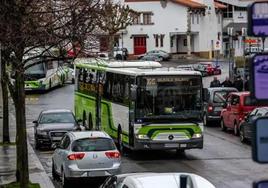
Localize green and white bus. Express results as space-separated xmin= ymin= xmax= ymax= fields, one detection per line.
xmin=24 ymin=48 xmax=71 ymax=91
xmin=74 ymin=58 xmax=204 ymax=151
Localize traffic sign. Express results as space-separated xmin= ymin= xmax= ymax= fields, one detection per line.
xmin=214 ymin=40 xmax=221 ymax=50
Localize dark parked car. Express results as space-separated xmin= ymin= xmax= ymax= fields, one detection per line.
xmin=33 ymin=109 xmax=82 ymax=149
xmin=239 ymin=107 xmax=268 ymax=143
xmin=203 ymin=87 xmax=238 ymax=126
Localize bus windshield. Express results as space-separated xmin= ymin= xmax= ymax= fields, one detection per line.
xmin=25 ymin=62 xmax=45 ymax=75
xmin=136 ymin=75 xmax=202 ymax=120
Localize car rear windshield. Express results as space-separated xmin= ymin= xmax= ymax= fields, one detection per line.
xmin=244 ymin=96 xmax=253 ymax=106
xmin=72 ymin=138 xmax=116 ymax=152
xmin=40 ymin=112 xmax=75 ymax=124
xmin=213 ymin=91 xmax=229 ymax=103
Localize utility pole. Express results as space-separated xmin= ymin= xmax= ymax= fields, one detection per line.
xmin=227 ymin=27 xmax=233 ymax=80
xmin=186 ymin=8 xmax=192 ymax=57
xmin=242 ymin=28 xmax=247 ymax=91
xmin=95 ymin=71 xmax=101 ymax=130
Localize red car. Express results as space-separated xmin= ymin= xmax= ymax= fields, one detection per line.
xmin=220 ymin=92 xmax=259 ymax=135
xmin=194 ymin=62 xmax=221 ymax=76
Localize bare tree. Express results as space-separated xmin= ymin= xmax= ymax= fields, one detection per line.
xmin=1 ymin=47 xmax=10 ymax=144
xmin=97 ymin=0 xmax=137 ymax=59
xmin=0 ymin=0 xmax=100 ymax=187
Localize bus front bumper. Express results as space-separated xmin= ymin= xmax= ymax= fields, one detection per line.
xmin=134 ymin=138 xmax=203 ymax=150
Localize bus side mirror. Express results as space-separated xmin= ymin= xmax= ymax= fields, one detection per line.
xmin=131 ymin=89 xmax=136 ymax=100
xmin=252 ymin=117 xmax=268 ymax=163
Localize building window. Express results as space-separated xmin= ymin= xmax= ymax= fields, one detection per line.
xmin=218 ymin=14 xmax=221 ymax=24
xmin=196 ymin=14 xmax=199 ymax=24
xmin=222 ymin=3 xmax=233 ymax=18
xmin=154 ymin=34 xmax=159 ymax=47
xmin=170 ymin=37 xmax=174 ymax=48
xmin=183 ymin=39 xmax=187 ymax=47
xmin=160 ymin=34 xmax=165 ymax=47
xmin=133 ymin=13 xmax=141 ymax=25
xmin=234 ymin=6 xmax=247 ymax=11
xmin=192 ymin=14 xmax=195 ymax=24
xmin=143 ymin=12 xmax=153 ymax=25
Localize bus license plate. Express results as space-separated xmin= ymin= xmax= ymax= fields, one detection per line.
xmin=52 ymin=137 xmax=62 ymax=141
xmin=165 ymin=144 xmax=179 ymax=148
xmin=180 ymin=144 xmax=187 ymax=148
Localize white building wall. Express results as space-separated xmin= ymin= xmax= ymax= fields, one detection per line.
xmin=198 ymin=0 xmax=223 ymax=53
xmin=120 ymin=0 xmax=223 ymax=56
xmin=122 ymin=1 xmax=188 ymax=54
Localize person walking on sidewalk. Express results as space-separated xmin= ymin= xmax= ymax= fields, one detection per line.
xmin=221 ymin=77 xmax=233 ymax=87
xmin=210 ymin=77 xmax=221 ymax=88
xmin=233 ymin=75 xmax=243 ymax=91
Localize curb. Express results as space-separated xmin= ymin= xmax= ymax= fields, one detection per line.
xmin=27 ymin=141 xmax=55 ymax=188
xmin=9 ymin=111 xmax=55 ymax=188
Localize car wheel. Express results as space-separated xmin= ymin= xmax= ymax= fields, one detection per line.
xmin=52 ymin=161 xmax=59 ymax=181
xmin=239 ymin=126 xmax=246 ymax=143
xmin=203 ymin=114 xmax=210 ymax=126
xmin=61 ymin=169 xmax=71 ymax=188
xmin=234 ymin=122 xmax=239 ymax=136
xmin=221 ymin=118 xmax=226 ymax=131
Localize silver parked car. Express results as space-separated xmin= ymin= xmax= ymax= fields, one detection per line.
xmin=100 ymin=173 xmax=215 ymax=188
xmin=52 ymin=131 xmax=121 ymax=188
xmin=138 ymin=50 xmax=170 ymax=61
xmin=33 ymin=109 xmax=82 ymax=150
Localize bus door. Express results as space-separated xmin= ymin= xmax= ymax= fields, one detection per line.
xmin=129 ymin=77 xmax=136 ymax=147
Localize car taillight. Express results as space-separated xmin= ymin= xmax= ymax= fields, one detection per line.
xmin=208 ymin=106 xmax=213 ymax=112
xmin=105 ymin=151 xmax=121 ymax=159
xmin=67 ymin=153 xmax=85 ymax=160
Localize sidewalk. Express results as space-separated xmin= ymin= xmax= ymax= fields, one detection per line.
xmin=0 ymin=85 xmax=54 ymax=187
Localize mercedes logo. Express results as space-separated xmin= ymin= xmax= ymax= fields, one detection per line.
xmin=168 ymin=135 xmax=174 ymax=140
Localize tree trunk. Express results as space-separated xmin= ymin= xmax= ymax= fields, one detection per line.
xmin=15 ymin=70 xmax=29 ymax=188
xmin=108 ymin=34 xmax=115 ymax=59
xmin=1 ymin=61 xmax=10 ymax=143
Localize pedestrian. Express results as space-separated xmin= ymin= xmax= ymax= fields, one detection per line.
xmin=233 ymin=76 xmax=243 ymax=91
xmin=221 ymin=77 xmax=233 ymax=87
xmin=210 ymin=77 xmax=221 ymax=88
xmin=244 ymin=76 xmax=249 ymax=91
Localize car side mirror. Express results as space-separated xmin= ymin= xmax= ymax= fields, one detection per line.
xmin=32 ymin=120 xmax=38 ymax=124
xmin=222 ymin=103 xmax=227 ymax=108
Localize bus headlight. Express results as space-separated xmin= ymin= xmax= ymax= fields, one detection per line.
xmin=136 ymin=134 xmax=150 ymax=140
xmin=192 ymin=133 xmax=202 ymax=138
xmin=36 ymin=129 xmax=48 ymax=136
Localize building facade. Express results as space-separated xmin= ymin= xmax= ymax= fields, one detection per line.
xmin=217 ymin=0 xmax=268 ymax=57
xmin=118 ymin=0 xmax=226 ymax=58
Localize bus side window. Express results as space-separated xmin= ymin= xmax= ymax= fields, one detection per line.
xmin=47 ymin=61 xmax=53 ymax=70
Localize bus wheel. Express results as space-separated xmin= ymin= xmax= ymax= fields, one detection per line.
xmin=117 ymin=127 xmax=124 ymax=154
xmin=49 ymin=79 xmax=52 ymax=90
xmin=88 ymin=112 xmax=93 ymax=130
xmin=82 ymin=111 xmax=87 ymax=128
